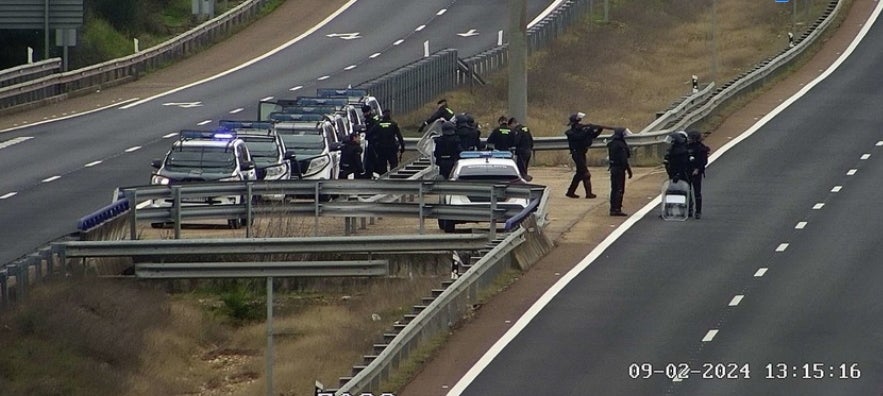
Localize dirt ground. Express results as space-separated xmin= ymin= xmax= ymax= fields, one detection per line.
xmin=0 ymin=0 xmax=874 ymax=395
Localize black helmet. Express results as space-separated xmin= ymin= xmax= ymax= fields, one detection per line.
xmin=455 ymin=113 xmax=468 ymax=125
xmin=465 ymin=114 xmax=476 ymax=126
xmin=441 ymin=121 xmax=456 ymax=135
xmin=687 ymin=130 xmax=703 ymax=142
xmin=569 ymin=112 xmax=586 ymax=125
xmin=361 ymin=104 xmax=372 ymax=113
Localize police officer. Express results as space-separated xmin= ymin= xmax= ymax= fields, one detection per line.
xmin=370 ymin=111 xmax=406 ymax=175
xmin=358 ymin=104 xmax=380 ymax=179
xmin=509 ymin=117 xmax=534 ymax=180
xmin=465 ymin=114 xmax=485 ymax=150
xmin=607 ymin=127 xmax=633 ymax=216
xmin=419 ymin=98 xmax=455 ymax=133
xmin=338 ymin=133 xmax=364 ymax=179
xmin=433 ymin=121 xmax=462 ymax=179
xmin=664 ymin=131 xmax=691 ymax=183
xmin=455 ymin=113 xmax=481 ymax=151
xmin=486 ymin=115 xmax=516 ymax=151
xmin=687 ymin=130 xmax=710 ymax=219
xmin=564 ymin=112 xmax=605 ymax=198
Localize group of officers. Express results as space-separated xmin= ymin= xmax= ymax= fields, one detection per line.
xmin=339 ymin=99 xmax=710 ymax=219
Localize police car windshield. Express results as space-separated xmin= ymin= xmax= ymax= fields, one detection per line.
xmin=165 ymin=146 xmax=236 ymax=172
xmin=242 ymin=140 xmax=279 ymax=158
xmin=456 ymin=164 xmax=522 ymax=183
xmin=278 ymin=133 xmax=325 ymax=156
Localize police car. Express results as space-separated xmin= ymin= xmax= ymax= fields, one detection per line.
xmin=150 ymin=130 xmax=257 ymax=228
xmin=438 ymin=151 xmax=529 ymax=233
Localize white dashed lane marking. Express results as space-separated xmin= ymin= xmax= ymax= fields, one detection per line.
xmin=702 ymin=330 xmax=719 ymax=342
xmin=754 ymin=268 xmax=768 ymax=277
xmin=42 ymin=176 xmax=61 ymax=183
xmin=318 ymin=75 xmax=330 ymax=81
xmin=344 ymin=65 xmax=356 ymax=70
xmin=437 ymin=8 xmax=447 ymax=15
xmin=197 ymin=120 xmax=212 ymax=126
xmin=0 ymin=136 xmax=34 ymax=149
xmin=812 ymin=203 xmax=825 ymax=209
xmin=831 ymin=186 xmax=842 ymax=192
xmin=861 ymin=154 xmax=870 ymax=160
xmin=289 ymin=85 xmax=303 ymax=91
xmin=0 ymin=192 xmax=17 ymax=200
xmin=393 ymin=39 xmax=404 ymax=45
xmin=369 ymin=52 xmax=381 ymax=58
xmin=164 ymin=132 xmax=177 ymax=138
xmin=229 ymin=108 xmax=243 ymax=114
xmin=847 ymin=169 xmax=857 ymax=175
xmin=876 ymin=141 xmax=883 ymax=147
xmin=796 ymin=221 xmax=807 ymax=229
xmin=416 ymin=24 xmax=426 ymax=32
xmin=261 ymin=96 xmax=274 ymax=101
xmin=729 ymin=295 xmax=744 ymax=306
xmin=84 ymin=160 xmax=102 ymax=168
xmin=125 ymin=146 xmax=141 ymax=153
xmin=776 ymin=243 xmax=789 ymax=252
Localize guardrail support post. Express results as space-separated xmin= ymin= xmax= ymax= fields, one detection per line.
xmin=314 ymin=183 xmax=320 ymax=237
xmin=490 ymin=185 xmax=503 ymax=240
xmin=418 ymin=182 xmax=425 ymax=234
xmin=265 ymin=276 xmax=275 ymax=396
xmin=172 ymin=186 xmax=182 ymax=239
xmin=246 ymin=182 xmax=253 ymax=238
xmin=17 ymin=263 xmax=28 ymax=300
xmin=0 ymin=271 xmax=7 ymax=307
xmin=126 ymin=189 xmax=138 ymax=240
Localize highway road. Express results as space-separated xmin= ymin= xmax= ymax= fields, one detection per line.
xmin=448 ymin=2 xmax=883 ymax=395
xmin=0 ymin=0 xmax=561 ymax=266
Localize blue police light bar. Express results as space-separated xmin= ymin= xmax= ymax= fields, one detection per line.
xmin=316 ymin=88 xmax=368 ymax=99
xmin=268 ymin=113 xmax=325 ymax=122
xmin=458 ymin=150 xmax=513 ymax=159
xmin=179 ymin=129 xmax=236 ymax=140
xmin=280 ymin=105 xmax=338 ymax=115
xmin=294 ymin=96 xmax=349 ymax=107
xmin=218 ymin=120 xmax=273 ymax=131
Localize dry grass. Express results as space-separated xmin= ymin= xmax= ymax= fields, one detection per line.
xmin=0 ymin=1 xmax=838 ymax=395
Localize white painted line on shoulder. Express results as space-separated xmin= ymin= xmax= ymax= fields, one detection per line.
xmin=84 ymin=160 xmax=102 ymax=168
xmin=318 ymin=75 xmax=330 ymax=81
xmin=416 ymin=24 xmax=426 ymax=32
xmin=344 ymin=65 xmax=357 ymax=70
xmin=42 ymin=176 xmax=61 ymax=183
xmin=393 ymin=39 xmax=404 ymax=46
xmin=0 ymin=192 xmax=17 ymax=200
xmin=754 ymin=268 xmax=768 ymax=277
xmin=3 ymin=98 xmax=139 ymax=133
xmin=261 ymin=96 xmax=274 ymax=102
xmin=290 ymin=85 xmax=303 ymax=91
xmin=125 ymin=146 xmax=141 ymax=153
xmin=729 ymin=295 xmax=744 ymax=306
xmin=831 ymin=186 xmax=842 ymax=192
xmin=847 ymin=169 xmax=857 ymax=175
xmin=369 ymin=52 xmax=381 ymax=59
xmin=795 ymin=221 xmax=807 ymax=229
xmin=437 ymin=8 xmax=447 ymax=15
xmin=0 ymin=136 xmax=34 ymax=149
xmin=163 ymin=132 xmax=178 ymax=138
xmin=861 ymin=154 xmax=870 ymax=160
xmin=229 ymin=108 xmax=243 ymax=114
xmin=812 ymin=203 xmax=825 ymax=209
xmin=702 ymin=329 xmax=719 ymax=342
xmin=775 ymin=243 xmax=789 ymax=252
xmin=197 ymin=120 xmax=212 ymax=126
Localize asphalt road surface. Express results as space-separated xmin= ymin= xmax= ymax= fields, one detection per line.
xmin=448 ymin=2 xmax=883 ymax=395
xmin=0 ymin=0 xmax=560 ymax=266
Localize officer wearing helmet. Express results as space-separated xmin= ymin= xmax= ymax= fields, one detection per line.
xmin=454 ymin=113 xmax=481 ymax=151
xmin=686 ymin=130 xmax=710 ymax=219
xmin=433 ymin=121 xmax=463 ymax=179
xmin=419 ymin=98 xmax=455 ymax=133
xmin=664 ymin=130 xmax=691 ymax=183
xmin=338 ymin=132 xmax=365 ymax=179
xmin=607 ymin=127 xmax=633 ymax=216
xmin=358 ymin=104 xmax=381 ymax=179
xmin=564 ymin=112 xmax=616 ymax=198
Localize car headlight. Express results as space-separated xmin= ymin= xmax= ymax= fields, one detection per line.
xmin=304 ymin=155 xmax=331 ymax=176
xmin=263 ymin=164 xmax=288 ymax=179
xmin=151 ymin=174 xmax=170 ymax=185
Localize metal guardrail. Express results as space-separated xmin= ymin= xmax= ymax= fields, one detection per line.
xmin=0 ymin=0 xmax=271 ymax=113
xmin=134 ymin=260 xmax=389 ymax=279
xmin=0 ymin=58 xmax=62 ymax=89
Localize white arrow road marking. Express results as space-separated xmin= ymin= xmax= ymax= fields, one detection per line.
xmin=0 ymin=136 xmax=34 ymax=150
xmin=458 ymin=29 xmax=479 ymax=37
xmin=84 ymin=160 xmax=102 ymax=168
xmin=326 ymin=32 xmax=361 ymax=40
xmin=43 ymin=176 xmax=61 ymax=183
xmin=162 ymin=102 xmax=203 ymax=108
xmin=0 ymin=192 xmax=17 ymax=200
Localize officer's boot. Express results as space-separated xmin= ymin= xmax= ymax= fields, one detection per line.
xmin=584 ymin=177 xmax=596 ymax=199
xmin=695 ymin=198 xmax=703 ymax=219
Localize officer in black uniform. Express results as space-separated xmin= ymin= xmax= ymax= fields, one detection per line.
xmin=486 ymin=115 xmax=515 ymax=151
xmin=359 ymin=104 xmax=381 ymax=179
xmin=433 ymin=121 xmax=462 ymax=179
xmin=455 ymin=113 xmax=481 ymax=151
xmin=607 ymin=127 xmax=633 ymax=216
xmin=564 ymin=112 xmax=605 ymax=198
xmin=465 ymin=114 xmax=485 ymax=150
xmin=419 ymin=98 xmax=455 ymax=133
xmin=664 ymin=131 xmax=691 ymax=183
xmin=687 ymin=130 xmax=710 ymax=219
xmin=370 ymin=111 xmax=406 ymax=175
xmin=338 ymin=133 xmax=364 ymax=179
xmin=509 ymin=117 xmax=534 ymax=180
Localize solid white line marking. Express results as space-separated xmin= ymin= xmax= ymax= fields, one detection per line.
xmin=2 ymin=98 xmax=140 ymax=133
xmin=702 ymin=330 xmax=719 ymax=342
xmin=229 ymin=108 xmax=243 ymax=114
xmin=197 ymin=120 xmax=212 ymax=126
xmin=861 ymin=154 xmax=870 ymax=160
xmin=776 ymin=243 xmax=789 ymax=252
xmin=847 ymin=169 xmax=857 ymax=175
xmin=755 ymin=268 xmax=768 ymax=277
xmin=344 ymin=65 xmax=357 ymax=70
xmin=796 ymin=221 xmax=807 ymax=229
xmin=163 ymin=132 xmax=178 ymax=138
xmin=729 ymin=295 xmax=744 ymax=306
xmin=125 ymin=146 xmax=141 ymax=153
xmin=447 ymin=3 xmax=883 ymax=391
xmin=290 ymin=85 xmax=303 ymax=91
xmin=42 ymin=176 xmax=61 ymax=183
xmin=437 ymin=8 xmax=447 ymax=15
xmin=393 ymin=39 xmax=404 ymax=46
xmin=831 ymin=186 xmax=842 ymax=192
xmin=812 ymin=203 xmax=824 ymax=209
xmin=0 ymin=192 xmax=17 ymax=200
xmin=84 ymin=160 xmax=102 ymax=168
xmin=318 ymin=75 xmax=330 ymax=81
xmin=416 ymin=24 xmax=426 ymax=32
xmin=369 ymin=52 xmax=381 ymax=59
xmin=261 ymin=96 xmax=274 ymax=102
xmin=119 ymin=1 xmax=359 ymax=109
xmin=0 ymin=136 xmax=34 ymax=149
